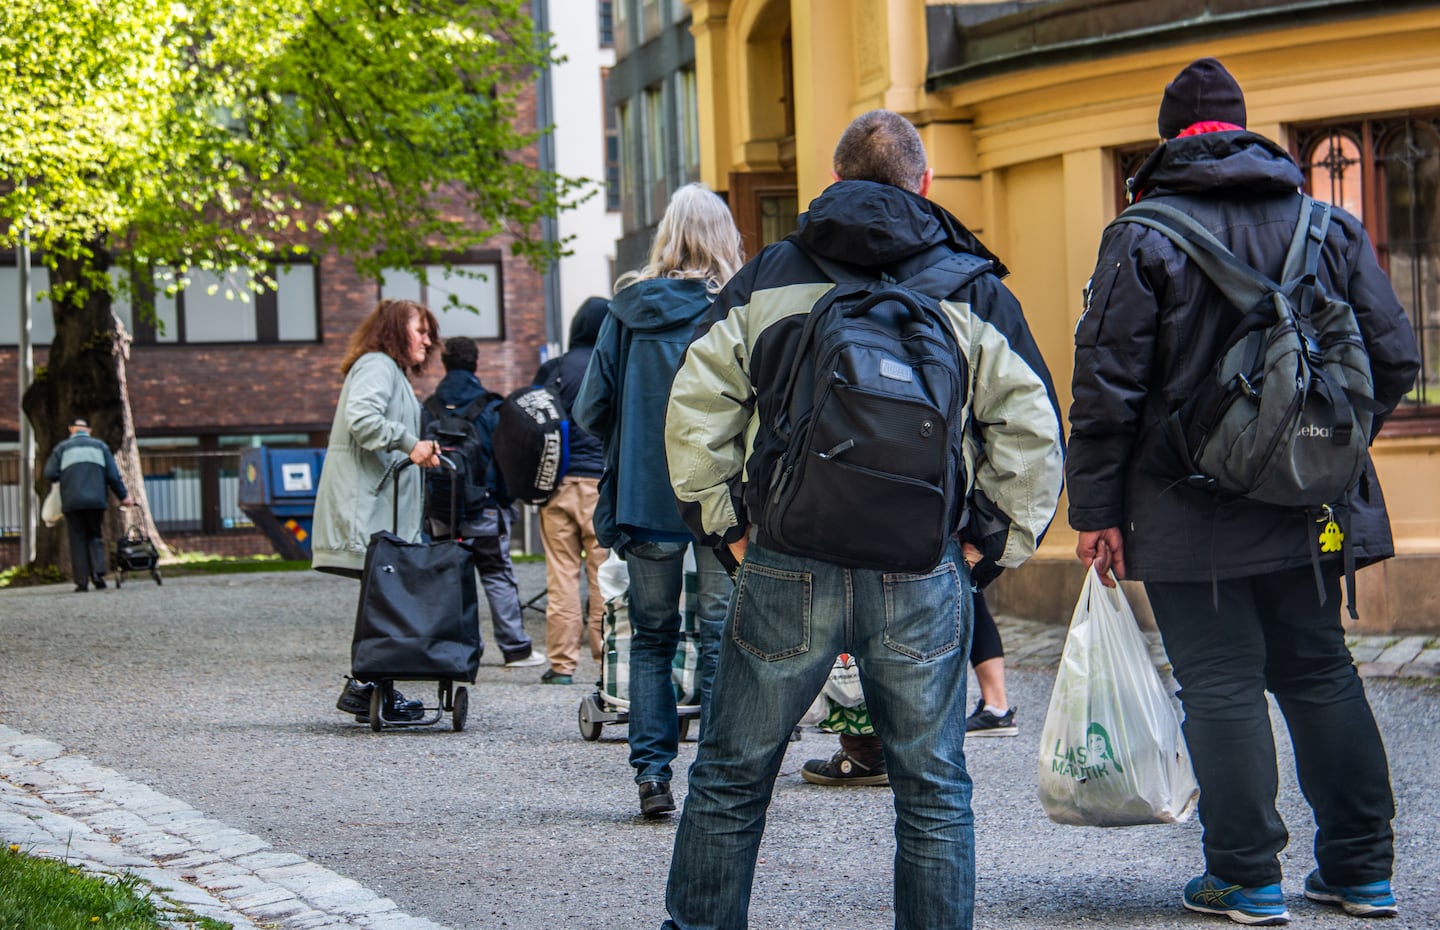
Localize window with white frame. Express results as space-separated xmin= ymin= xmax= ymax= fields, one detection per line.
xmin=379 ymin=261 xmax=503 ymax=340
xmin=1 ymin=258 xmax=318 ymax=346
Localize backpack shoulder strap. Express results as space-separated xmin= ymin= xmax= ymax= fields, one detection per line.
xmin=1112 ymin=200 xmax=1279 ymax=314
xmin=422 ymin=395 xmax=446 ymax=420
xmin=899 ymin=251 xmax=994 ymax=300
xmin=543 ymin=367 xmax=565 ymax=399
xmin=1280 ymin=198 xmax=1332 ymax=323
xmin=1280 ymin=197 xmax=1331 ymax=284
xmin=453 ymin=395 xmax=491 ymax=422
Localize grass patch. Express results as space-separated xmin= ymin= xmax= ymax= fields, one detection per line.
xmin=3 ymin=548 xmax=547 ymax=588
xmin=159 ymin=556 xmax=310 ymax=577
xmin=0 ymin=564 xmax=66 ymax=588
xmin=0 ymin=845 xmax=230 ymax=930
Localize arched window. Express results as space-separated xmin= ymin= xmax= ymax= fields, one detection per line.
xmin=1295 ymin=116 xmax=1440 ymax=421
xmin=1302 ymin=130 xmax=1364 ymax=219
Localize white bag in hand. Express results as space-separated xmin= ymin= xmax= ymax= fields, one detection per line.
xmin=42 ymin=484 xmax=63 ymax=526
xmin=1038 ymin=567 xmax=1199 ymax=827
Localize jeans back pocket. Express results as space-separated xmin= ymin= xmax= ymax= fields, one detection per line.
xmin=732 ymin=562 xmax=812 ymax=661
xmin=882 ymin=563 xmax=964 ymax=661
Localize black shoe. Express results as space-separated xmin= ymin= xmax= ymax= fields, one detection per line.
xmin=800 ymin=749 xmax=889 ymax=786
xmin=336 ymin=680 xmax=423 ymax=722
xmin=91 ymin=575 xmax=107 ymax=590
xmin=639 ymin=781 xmax=675 ymax=817
xmin=73 ymin=584 xmax=89 ymax=593
xmin=540 ymin=669 xmax=574 ymax=685
xmin=964 ymin=698 xmax=1018 ymax=737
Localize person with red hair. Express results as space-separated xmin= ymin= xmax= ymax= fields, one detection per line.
xmin=313 ymin=298 xmax=442 ymax=722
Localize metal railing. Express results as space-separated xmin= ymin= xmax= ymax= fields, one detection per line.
xmin=0 ymin=450 xmax=254 ymax=537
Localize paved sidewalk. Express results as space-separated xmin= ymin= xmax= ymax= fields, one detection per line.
xmin=1 ymin=570 xmax=1435 ymax=930
xmin=0 ymin=725 xmax=444 ymax=930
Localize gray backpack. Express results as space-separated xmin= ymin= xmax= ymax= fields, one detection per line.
xmin=1113 ymin=197 xmax=1375 ymax=508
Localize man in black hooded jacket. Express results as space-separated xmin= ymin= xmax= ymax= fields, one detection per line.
xmin=1067 ymin=58 xmax=1419 ymax=925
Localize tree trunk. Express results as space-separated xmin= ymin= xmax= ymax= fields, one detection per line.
xmin=21 ymin=245 xmax=170 ymax=577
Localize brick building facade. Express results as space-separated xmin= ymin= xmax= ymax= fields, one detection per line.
xmin=2 ymin=84 xmax=551 ymax=564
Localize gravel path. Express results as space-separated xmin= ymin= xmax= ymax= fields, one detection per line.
xmin=1 ymin=566 xmax=1436 ymax=929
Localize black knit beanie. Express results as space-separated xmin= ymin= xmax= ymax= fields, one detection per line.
xmin=1157 ymin=58 xmax=1247 ymax=139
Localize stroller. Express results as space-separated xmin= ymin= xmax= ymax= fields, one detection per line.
xmin=114 ymin=508 xmax=162 ymax=588
xmin=577 ymin=551 xmax=703 ymax=741
xmin=349 ymin=456 xmax=478 ymax=732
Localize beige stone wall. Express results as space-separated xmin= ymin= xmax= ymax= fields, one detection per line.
xmin=683 ymin=1 xmax=1440 ymax=631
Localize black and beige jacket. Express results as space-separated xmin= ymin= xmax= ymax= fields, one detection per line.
xmin=664 ymin=180 xmax=1065 ymax=571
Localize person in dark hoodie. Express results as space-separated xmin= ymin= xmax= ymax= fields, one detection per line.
xmin=661 ymin=111 xmax=1063 ymax=929
xmin=573 ymin=183 xmax=742 ymax=818
xmin=424 ymin=336 xmax=543 ymax=670
xmin=1068 ymin=59 xmax=1417 ymax=925
xmin=532 ymin=296 xmax=611 ymax=685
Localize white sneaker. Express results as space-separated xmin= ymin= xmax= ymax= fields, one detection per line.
xmin=504 ymin=652 xmax=547 ymax=668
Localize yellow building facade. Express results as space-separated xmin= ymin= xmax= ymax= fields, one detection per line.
xmin=684 ymin=0 xmax=1440 ymax=633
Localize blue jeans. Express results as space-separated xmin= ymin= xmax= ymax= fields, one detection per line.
xmin=663 ymin=540 xmax=976 ymax=930
xmin=625 ymin=541 xmax=731 ymax=785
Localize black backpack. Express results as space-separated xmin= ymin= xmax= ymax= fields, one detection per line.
xmin=492 ymin=373 xmax=570 ymax=505
xmin=760 ymin=244 xmax=992 ymax=573
xmin=1111 ymin=197 xmax=1376 ymax=508
xmin=422 ymin=393 xmax=502 ymax=520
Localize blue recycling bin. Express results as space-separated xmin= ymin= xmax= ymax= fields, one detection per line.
xmin=238 ymin=447 xmax=326 ymax=560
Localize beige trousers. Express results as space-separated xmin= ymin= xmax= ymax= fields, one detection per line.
xmin=539 ymin=476 xmax=609 ymax=676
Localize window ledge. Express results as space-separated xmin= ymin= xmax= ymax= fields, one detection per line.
xmin=1381 ymin=409 xmax=1440 ymax=438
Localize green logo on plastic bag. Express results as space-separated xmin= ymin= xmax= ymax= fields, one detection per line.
xmin=1049 ymin=722 xmax=1124 ymax=781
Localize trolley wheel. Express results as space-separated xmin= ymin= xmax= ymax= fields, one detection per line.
xmin=678 ymin=715 xmax=693 ymax=742
xmin=152 ymin=568 xmax=162 ymax=585
xmin=452 ymin=687 xmax=469 ymax=732
xmin=368 ymin=686 xmax=383 ymax=732
xmin=578 ymin=695 xmax=603 ymax=742
xmin=115 ymin=573 xmax=124 ymax=589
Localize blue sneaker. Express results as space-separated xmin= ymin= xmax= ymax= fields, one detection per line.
xmin=1304 ymin=869 xmax=1397 ymax=918
xmin=1183 ymin=874 xmax=1290 ymax=925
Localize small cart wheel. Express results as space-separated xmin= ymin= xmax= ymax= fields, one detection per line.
xmin=115 ymin=574 xmax=124 ymax=589
xmin=678 ymin=715 xmax=693 ymax=742
xmin=578 ymin=696 xmax=603 ymax=742
xmin=368 ymin=686 xmax=383 ymax=732
xmin=152 ymin=568 xmax=162 ymax=585
xmin=452 ymin=687 xmax=469 ymax=732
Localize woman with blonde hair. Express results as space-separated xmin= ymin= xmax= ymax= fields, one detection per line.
xmin=313 ymin=298 xmax=442 ymax=721
xmin=574 ymin=183 xmax=743 ymax=816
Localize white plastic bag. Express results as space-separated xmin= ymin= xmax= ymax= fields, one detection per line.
xmin=1037 ymin=567 xmax=1199 ymax=827
xmin=596 ymin=552 xmax=629 ymax=602
xmin=41 ymin=484 xmax=63 ymax=526
xmin=799 ymin=654 xmax=875 ymax=733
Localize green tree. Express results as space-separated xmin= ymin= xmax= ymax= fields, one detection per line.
xmin=1 ymin=0 xmax=578 ymax=570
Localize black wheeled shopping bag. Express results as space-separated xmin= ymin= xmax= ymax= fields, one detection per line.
xmin=350 ymin=458 xmax=481 ymax=722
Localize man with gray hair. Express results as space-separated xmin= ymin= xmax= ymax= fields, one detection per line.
xmin=660 ymin=109 xmax=1064 ymax=929
xmin=43 ymin=417 xmax=134 ymax=592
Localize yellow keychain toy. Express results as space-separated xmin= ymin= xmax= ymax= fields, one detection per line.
xmin=1318 ymin=505 xmax=1344 ymax=554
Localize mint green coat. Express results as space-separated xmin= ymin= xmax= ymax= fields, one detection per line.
xmin=311 ymin=352 xmax=424 ymax=575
